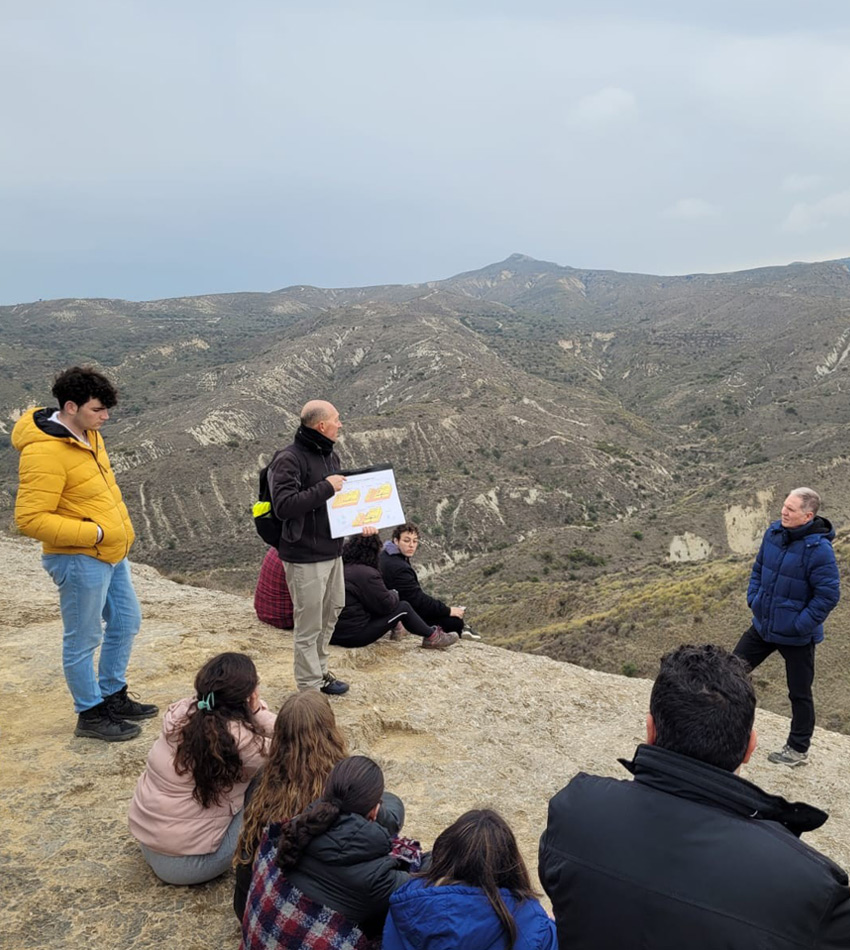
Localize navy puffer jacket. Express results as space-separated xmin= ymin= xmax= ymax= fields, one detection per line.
xmin=747 ymin=517 xmax=840 ymax=645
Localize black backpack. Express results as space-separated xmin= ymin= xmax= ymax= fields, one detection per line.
xmin=253 ymin=454 xmax=282 ymax=547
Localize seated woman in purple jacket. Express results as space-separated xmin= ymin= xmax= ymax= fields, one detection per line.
xmin=331 ymin=534 xmax=457 ymax=650
xmin=383 ymin=809 xmax=558 ymax=950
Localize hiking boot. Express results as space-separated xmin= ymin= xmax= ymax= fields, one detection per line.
xmin=320 ymin=672 xmax=350 ymax=696
xmin=422 ymin=627 xmax=459 ymax=650
xmin=74 ymin=701 xmax=142 ymax=742
xmin=104 ymin=685 xmax=159 ymax=721
xmin=389 ymin=621 xmax=408 ymax=641
xmin=767 ymin=744 xmax=808 ymax=767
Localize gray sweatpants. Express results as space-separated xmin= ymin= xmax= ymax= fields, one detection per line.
xmin=282 ymin=557 xmax=345 ymax=690
xmin=139 ymin=809 xmax=242 ymax=886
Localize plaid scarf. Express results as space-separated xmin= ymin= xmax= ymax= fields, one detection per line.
xmin=240 ymin=823 xmax=380 ymax=950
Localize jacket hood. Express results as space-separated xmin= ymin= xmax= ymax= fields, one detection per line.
xmin=382 ymin=540 xmax=402 ymax=557
xmin=11 ymin=407 xmax=74 ymax=451
xmin=161 ymin=698 xmax=195 ymax=741
xmin=620 ymin=744 xmax=827 ymax=836
xmin=770 ymin=516 xmax=835 ymax=544
xmin=305 ymin=811 xmax=393 ymax=867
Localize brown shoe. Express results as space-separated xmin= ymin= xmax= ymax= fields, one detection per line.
xmin=421 ymin=627 xmax=459 ymax=650
xmin=389 ymin=621 xmax=408 ymax=641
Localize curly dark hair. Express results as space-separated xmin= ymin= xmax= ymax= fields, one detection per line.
xmin=275 ymin=756 xmax=384 ymax=871
xmin=52 ymin=366 xmax=118 ymax=409
xmin=391 ymin=522 xmax=419 ymax=541
xmin=172 ymin=652 xmax=264 ymax=808
xmin=342 ymin=533 xmax=382 ymax=569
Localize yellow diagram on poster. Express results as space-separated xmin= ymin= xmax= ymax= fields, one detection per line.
xmin=326 ymin=465 xmax=406 ymax=538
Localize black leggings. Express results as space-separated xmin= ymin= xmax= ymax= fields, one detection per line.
xmin=330 ymin=600 xmax=434 ymax=648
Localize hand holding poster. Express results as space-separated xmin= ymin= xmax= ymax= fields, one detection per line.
xmin=326 ymin=464 xmax=406 ymax=539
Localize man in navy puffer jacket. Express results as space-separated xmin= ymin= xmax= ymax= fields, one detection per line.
xmin=734 ymin=487 xmax=839 ymax=767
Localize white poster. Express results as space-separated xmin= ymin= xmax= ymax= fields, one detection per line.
xmin=327 ymin=464 xmax=406 ymax=539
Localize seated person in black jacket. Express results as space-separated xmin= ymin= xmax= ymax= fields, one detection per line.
xmin=379 ymin=522 xmax=470 ymax=636
xmin=332 ymin=532 xmax=458 ymax=650
xmin=539 ymin=644 xmax=850 ymax=949
xmin=241 ymin=755 xmax=412 ymax=943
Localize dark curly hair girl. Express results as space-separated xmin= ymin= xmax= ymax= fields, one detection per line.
xmin=172 ymin=652 xmax=264 ymax=808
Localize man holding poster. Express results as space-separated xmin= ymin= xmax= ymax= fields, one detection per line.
xmin=268 ymin=400 xmax=351 ymax=696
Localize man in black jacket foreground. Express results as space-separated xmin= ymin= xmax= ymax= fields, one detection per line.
xmin=539 ymin=644 xmax=850 ymax=949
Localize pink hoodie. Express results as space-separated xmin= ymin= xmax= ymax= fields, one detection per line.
xmin=128 ymin=697 xmax=276 ymax=856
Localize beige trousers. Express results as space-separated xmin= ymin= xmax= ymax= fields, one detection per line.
xmin=281 ymin=557 xmax=345 ymax=691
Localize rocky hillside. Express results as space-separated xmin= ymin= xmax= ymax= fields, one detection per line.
xmin=2 ymin=534 xmax=850 ymax=949
xmin=3 ymin=253 xmax=850 ymax=739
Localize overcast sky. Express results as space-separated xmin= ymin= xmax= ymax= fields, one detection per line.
xmin=3 ymin=1 xmax=850 ymax=303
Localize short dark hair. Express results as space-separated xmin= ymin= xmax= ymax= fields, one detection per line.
xmin=649 ymin=644 xmax=755 ymax=772
xmin=391 ymin=522 xmax=420 ymax=542
xmin=342 ymin=533 xmax=381 ymax=569
xmin=52 ymin=366 xmax=118 ymax=409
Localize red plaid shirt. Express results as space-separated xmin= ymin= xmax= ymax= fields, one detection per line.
xmin=254 ymin=548 xmax=294 ymax=630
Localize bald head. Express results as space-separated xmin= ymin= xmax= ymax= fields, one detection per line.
xmin=301 ymin=400 xmax=342 ymax=441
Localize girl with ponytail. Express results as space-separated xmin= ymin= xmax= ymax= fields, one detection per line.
xmin=233 ymin=690 xmax=349 ymax=919
xmin=383 ymin=809 xmax=557 ymax=950
xmin=242 ymin=756 xmax=413 ymax=944
xmin=128 ymin=652 xmax=275 ymax=885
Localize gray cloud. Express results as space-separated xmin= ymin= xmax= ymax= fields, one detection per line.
xmin=2 ymin=1 xmax=850 ymax=302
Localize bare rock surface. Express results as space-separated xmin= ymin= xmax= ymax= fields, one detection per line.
xmin=2 ymin=534 xmax=849 ymax=949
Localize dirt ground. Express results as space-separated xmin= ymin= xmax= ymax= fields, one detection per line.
xmin=2 ymin=534 xmax=849 ymax=950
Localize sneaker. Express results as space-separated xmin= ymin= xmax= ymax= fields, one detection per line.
xmin=104 ymin=685 xmax=159 ymax=721
xmin=460 ymin=627 xmax=482 ymax=641
xmin=320 ymin=672 xmax=350 ymax=696
xmin=422 ymin=627 xmax=459 ymax=650
xmin=389 ymin=621 xmax=408 ymax=641
xmin=767 ymin=744 xmax=809 ymax=767
xmin=74 ymin=701 xmax=142 ymax=742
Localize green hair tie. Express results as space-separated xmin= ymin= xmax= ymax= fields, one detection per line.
xmin=197 ymin=692 xmax=215 ymax=712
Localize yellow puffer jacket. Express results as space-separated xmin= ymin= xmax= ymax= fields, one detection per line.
xmin=13 ymin=407 xmax=135 ymax=564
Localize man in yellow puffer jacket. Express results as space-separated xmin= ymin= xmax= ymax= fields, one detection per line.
xmin=13 ymin=366 xmax=158 ymax=741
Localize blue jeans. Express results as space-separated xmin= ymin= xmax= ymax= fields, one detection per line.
xmin=42 ymin=555 xmax=142 ymax=713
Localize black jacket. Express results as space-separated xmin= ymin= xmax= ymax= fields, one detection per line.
xmin=285 ymin=806 xmax=410 ymax=936
xmin=539 ymin=744 xmax=850 ymax=949
xmin=268 ymin=426 xmax=343 ymax=563
xmin=379 ymin=542 xmax=448 ymax=621
xmin=233 ymin=785 xmax=405 ymax=923
xmin=335 ymin=562 xmax=400 ymax=635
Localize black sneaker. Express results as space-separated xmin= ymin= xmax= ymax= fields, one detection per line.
xmin=104 ymin=685 xmax=159 ymax=720
xmin=320 ymin=672 xmax=350 ymax=696
xmin=75 ymin=701 xmax=142 ymax=742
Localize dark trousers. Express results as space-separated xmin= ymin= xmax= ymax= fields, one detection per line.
xmin=330 ymin=600 xmax=434 ymax=648
xmin=417 ymin=609 xmax=463 ymax=634
xmin=733 ymin=625 xmax=816 ymax=752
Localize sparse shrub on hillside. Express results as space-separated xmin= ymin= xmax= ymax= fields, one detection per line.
xmin=622 ymin=661 xmax=638 ymax=677
xmin=482 ymin=562 xmax=503 ymax=577
xmin=632 ymin=531 xmax=643 ymax=540
xmin=567 ymin=548 xmax=606 ymax=567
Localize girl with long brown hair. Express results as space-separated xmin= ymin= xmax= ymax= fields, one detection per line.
xmin=383 ymin=809 xmax=557 ymax=950
xmin=128 ymin=652 xmax=275 ymax=885
xmin=233 ymin=690 xmax=348 ymax=918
